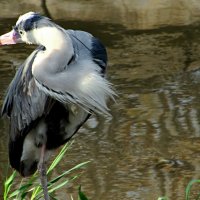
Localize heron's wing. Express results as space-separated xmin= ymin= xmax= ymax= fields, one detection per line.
xmin=1 ymin=46 xmax=53 ymax=139
xmin=33 ymin=30 xmax=115 ymax=115
xmin=66 ymin=30 xmax=115 ymax=114
xmin=67 ymin=30 xmax=107 ymax=74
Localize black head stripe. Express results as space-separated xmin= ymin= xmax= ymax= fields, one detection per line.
xmin=24 ymin=14 xmax=42 ymax=31
xmin=18 ymin=13 xmax=43 ymax=32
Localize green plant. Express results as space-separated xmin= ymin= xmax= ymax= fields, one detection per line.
xmin=186 ymin=179 xmax=200 ymax=200
xmin=157 ymin=179 xmax=200 ymax=200
xmin=157 ymin=197 xmax=168 ymax=200
xmin=4 ymin=142 xmax=90 ymax=200
xmin=78 ymin=186 xmax=89 ymax=200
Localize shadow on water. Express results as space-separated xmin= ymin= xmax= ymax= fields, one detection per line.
xmin=1 ymin=1 xmax=200 ymax=200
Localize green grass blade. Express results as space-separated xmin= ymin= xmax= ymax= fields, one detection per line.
xmin=78 ymin=186 xmax=89 ymax=200
xmin=49 ymin=161 xmax=90 ymax=185
xmin=47 ymin=142 xmax=72 ymax=174
xmin=35 ymin=176 xmax=78 ymax=199
xmin=49 ymin=176 xmax=78 ymax=193
xmin=185 ymin=179 xmax=200 ymax=200
xmin=4 ymin=171 xmax=17 ymax=200
xmin=70 ymin=195 xmax=74 ymax=200
xmin=157 ymin=197 xmax=168 ymax=200
xmin=31 ymin=186 xmax=42 ymax=200
xmin=49 ymin=174 xmax=80 ymax=190
xmin=30 ymin=185 xmax=46 ymax=199
xmin=21 ymin=191 xmax=29 ymax=199
xmin=8 ymin=183 xmax=33 ymax=198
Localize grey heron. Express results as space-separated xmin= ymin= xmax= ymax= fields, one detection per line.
xmin=0 ymin=12 xmax=115 ymax=198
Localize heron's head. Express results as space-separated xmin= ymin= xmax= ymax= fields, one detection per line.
xmin=0 ymin=12 xmax=53 ymax=45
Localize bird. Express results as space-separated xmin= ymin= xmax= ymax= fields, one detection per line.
xmin=0 ymin=11 xmax=115 ymax=196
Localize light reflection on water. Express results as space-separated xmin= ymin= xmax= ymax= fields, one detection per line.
xmin=1 ymin=4 xmax=200 ymax=200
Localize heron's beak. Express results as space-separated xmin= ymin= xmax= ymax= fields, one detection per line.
xmin=0 ymin=30 xmax=21 ymax=45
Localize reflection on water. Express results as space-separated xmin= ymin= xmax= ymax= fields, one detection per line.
xmin=1 ymin=1 xmax=200 ymax=200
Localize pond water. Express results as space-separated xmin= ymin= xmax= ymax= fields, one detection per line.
xmin=1 ymin=1 xmax=200 ymax=200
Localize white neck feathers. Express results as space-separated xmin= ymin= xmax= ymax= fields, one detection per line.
xmin=32 ymin=27 xmax=74 ymax=75
xmin=33 ymin=27 xmax=73 ymax=51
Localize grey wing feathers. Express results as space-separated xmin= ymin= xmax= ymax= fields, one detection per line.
xmin=66 ymin=30 xmax=93 ymax=59
xmin=91 ymin=37 xmax=107 ymax=74
xmin=1 ymin=46 xmax=49 ymax=138
xmin=66 ymin=30 xmax=107 ymax=74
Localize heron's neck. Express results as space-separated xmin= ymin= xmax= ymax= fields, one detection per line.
xmin=33 ymin=26 xmax=71 ymax=51
xmin=32 ymin=26 xmax=74 ymax=76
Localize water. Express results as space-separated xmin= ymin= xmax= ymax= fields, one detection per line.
xmin=1 ymin=1 xmax=200 ymax=199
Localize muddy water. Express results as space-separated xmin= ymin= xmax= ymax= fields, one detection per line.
xmin=1 ymin=1 xmax=200 ymax=200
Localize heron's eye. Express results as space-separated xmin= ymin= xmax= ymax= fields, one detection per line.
xmin=19 ymin=30 xmax=23 ymax=35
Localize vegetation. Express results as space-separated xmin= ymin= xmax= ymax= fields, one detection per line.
xmin=3 ymin=142 xmax=90 ymax=200
xmin=6 ymin=142 xmax=200 ymax=200
xmin=158 ymin=179 xmax=200 ymax=200
xmin=185 ymin=179 xmax=200 ymax=200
